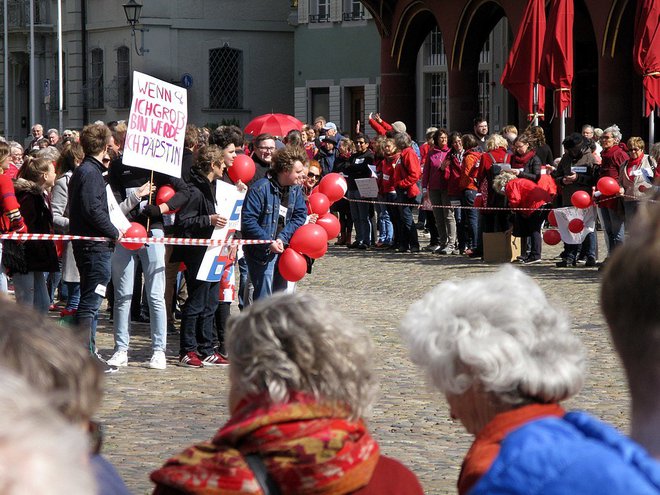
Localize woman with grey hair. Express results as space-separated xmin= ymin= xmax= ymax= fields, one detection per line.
xmin=152 ymin=293 xmax=423 ymax=495
xmin=400 ymin=266 xmax=660 ymax=494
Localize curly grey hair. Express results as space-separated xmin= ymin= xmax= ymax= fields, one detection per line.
xmin=399 ymin=266 xmax=585 ymax=405
xmin=603 ymin=124 xmax=622 ymax=143
xmin=492 ymin=171 xmax=516 ymax=195
xmin=226 ymin=292 xmax=378 ymax=419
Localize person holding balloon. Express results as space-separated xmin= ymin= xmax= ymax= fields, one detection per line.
xmin=241 ymin=146 xmax=308 ymax=301
xmin=597 ymin=125 xmax=628 ymax=258
xmin=551 ymin=133 xmax=598 ymax=268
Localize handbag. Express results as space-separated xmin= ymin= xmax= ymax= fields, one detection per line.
xmin=2 ymin=240 xmax=28 ymax=275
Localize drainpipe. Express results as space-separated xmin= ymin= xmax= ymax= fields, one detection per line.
xmin=81 ymin=0 xmax=88 ymax=124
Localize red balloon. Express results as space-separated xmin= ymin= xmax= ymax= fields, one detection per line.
xmin=307 ymin=193 xmax=330 ymax=216
xmin=278 ymin=248 xmax=307 ymax=282
xmin=568 ymin=218 xmax=585 ymax=233
xmin=227 ymin=154 xmax=256 ymax=184
xmin=319 ymin=173 xmax=348 ymax=203
xmin=543 ymin=229 xmax=561 ymax=245
xmin=571 ymin=190 xmax=592 ymax=209
xmin=306 ymin=242 xmax=328 ymax=259
xmin=316 ymin=213 xmax=341 ymax=239
xmin=597 ymin=176 xmax=619 ymax=196
xmin=289 ymin=224 xmax=328 ymax=257
xmin=474 ymin=193 xmax=484 ymax=208
xmin=547 ymin=210 xmax=557 ymax=227
xmin=120 ymin=222 xmax=147 ymax=250
xmin=156 ymin=185 xmax=176 ymax=206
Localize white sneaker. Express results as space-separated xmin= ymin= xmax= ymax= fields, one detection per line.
xmin=149 ymin=350 xmax=167 ymax=370
xmin=107 ymin=349 xmax=128 ymax=367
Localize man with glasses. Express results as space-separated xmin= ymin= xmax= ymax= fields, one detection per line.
xmin=250 ymin=134 xmax=277 ymax=186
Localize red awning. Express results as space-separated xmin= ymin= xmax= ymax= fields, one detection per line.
xmin=500 ymin=0 xmax=546 ymax=120
xmin=540 ymin=0 xmax=574 ymax=118
xmin=634 ymin=0 xmax=660 ymax=117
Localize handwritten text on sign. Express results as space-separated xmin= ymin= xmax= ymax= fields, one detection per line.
xmin=124 ymin=71 xmax=187 ymax=178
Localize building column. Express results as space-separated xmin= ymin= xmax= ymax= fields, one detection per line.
xmin=328 ymin=85 xmax=341 ymax=126
xmin=294 ymin=86 xmax=307 ymax=124
xmin=379 ymin=37 xmax=416 ymax=135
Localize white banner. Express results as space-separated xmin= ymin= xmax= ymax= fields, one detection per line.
xmin=196 ymin=181 xmax=246 ymax=282
xmin=553 ymin=206 xmax=596 ymax=244
xmin=123 ymin=71 xmax=187 ymax=178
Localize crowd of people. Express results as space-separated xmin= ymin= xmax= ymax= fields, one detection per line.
xmin=0 ymin=115 xmax=659 ymax=493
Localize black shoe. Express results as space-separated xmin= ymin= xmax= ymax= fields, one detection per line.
xmin=410 ymin=246 xmax=421 ymax=253
xmin=347 ymin=241 xmax=360 ymax=249
xmin=585 ymin=258 xmax=597 ymax=267
xmin=356 ymin=242 xmax=367 ymax=250
xmin=523 ymin=257 xmax=542 ymax=265
xmin=132 ymin=313 xmax=150 ymax=323
xmin=555 ymin=259 xmax=576 ymax=267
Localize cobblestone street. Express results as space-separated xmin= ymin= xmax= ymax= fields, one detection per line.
xmin=93 ymin=233 xmax=628 ymax=494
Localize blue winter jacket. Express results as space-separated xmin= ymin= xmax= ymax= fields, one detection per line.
xmin=471 ymin=411 xmax=660 ymax=494
xmin=241 ymin=174 xmax=307 ymax=264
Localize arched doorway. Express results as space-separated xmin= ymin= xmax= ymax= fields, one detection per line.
xmin=571 ymin=0 xmax=598 ymax=135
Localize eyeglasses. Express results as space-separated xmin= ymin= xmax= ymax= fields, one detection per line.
xmin=257 ymin=146 xmax=276 ymax=152
xmin=307 ymin=172 xmax=320 ymax=179
xmin=600 ymin=135 xmax=613 ymax=140
xmin=356 ymin=141 xmax=366 ymax=145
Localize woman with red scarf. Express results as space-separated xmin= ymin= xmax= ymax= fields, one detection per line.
xmin=619 ymin=136 xmax=658 ymax=222
xmin=376 ymin=137 xmax=399 ymax=249
xmin=152 ymin=293 xmax=423 ymax=495
xmin=445 ymin=132 xmax=466 ymax=253
xmin=598 ymin=125 xmax=628 ymax=257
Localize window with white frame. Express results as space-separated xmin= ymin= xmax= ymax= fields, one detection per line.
xmin=209 ymin=47 xmax=243 ymax=110
xmin=343 ymin=0 xmax=364 ymax=21
xmin=478 ymin=70 xmax=490 ymax=122
xmin=116 ymin=46 xmax=130 ymax=109
xmin=421 ymin=27 xmax=448 ymax=129
xmin=309 ymin=0 xmax=330 ymax=22
xmin=90 ymin=48 xmax=104 ymax=109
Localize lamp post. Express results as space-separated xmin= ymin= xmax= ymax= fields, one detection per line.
xmin=123 ymin=0 xmax=148 ymax=56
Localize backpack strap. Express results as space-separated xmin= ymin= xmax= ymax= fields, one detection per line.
xmin=245 ymin=454 xmax=282 ymax=495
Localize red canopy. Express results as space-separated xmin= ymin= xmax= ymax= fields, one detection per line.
xmin=244 ymin=113 xmax=303 ymax=138
xmin=500 ymin=0 xmax=546 ymax=120
xmin=540 ymin=0 xmax=574 ymax=118
xmin=633 ymin=0 xmax=660 ymax=117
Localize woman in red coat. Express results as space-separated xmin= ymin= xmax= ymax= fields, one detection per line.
xmin=393 ymin=133 xmax=421 ymax=253
xmin=457 ymin=134 xmax=482 ymax=256
xmin=598 ymin=125 xmax=628 ymax=258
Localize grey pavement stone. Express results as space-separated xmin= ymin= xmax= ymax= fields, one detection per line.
xmin=91 ymin=232 xmax=628 ymax=494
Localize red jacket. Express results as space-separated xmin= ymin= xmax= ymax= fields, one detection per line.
xmin=459 ymin=150 xmax=483 ymax=192
xmin=394 ymin=147 xmax=421 ymax=198
xmin=0 ymin=174 xmax=26 ymax=233
xmin=369 ymin=118 xmax=394 ymax=136
xmin=377 ymin=154 xmax=398 ymax=194
xmin=446 ymin=152 xmax=464 ymax=196
xmin=505 ymin=178 xmax=554 ymax=217
xmin=354 ymin=456 xmax=424 ymax=495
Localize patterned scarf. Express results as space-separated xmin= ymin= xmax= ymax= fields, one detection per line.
xmin=510 ymin=149 xmax=536 ymax=169
xmin=151 ymin=392 xmax=380 ymax=494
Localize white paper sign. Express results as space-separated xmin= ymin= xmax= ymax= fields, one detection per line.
xmin=355 ymin=177 xmax=379 ymax=199
xmin=123 ymin=71 xmax=188 ymax=178
xmin=196 ymin=181 xmax=246 ymax=282
xmin=106 ymin=185 xmax=131 ymax=233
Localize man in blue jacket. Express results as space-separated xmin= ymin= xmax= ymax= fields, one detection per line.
xmin=69 ymin=123 xmax=122 ymax=373
xmin=241 ymin=146 xmax=307 ymax=300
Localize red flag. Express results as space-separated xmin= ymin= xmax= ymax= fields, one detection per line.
xmin=540 ymin=0 xmax=574 ymax=118
xmin=633 ymin=0 xmax=660 ymax=117
xmin=500 ymin=0 xmax=546 ymax=120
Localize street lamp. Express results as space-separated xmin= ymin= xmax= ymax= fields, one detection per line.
xmin=123 ymin=0 xmax=149 ymax=56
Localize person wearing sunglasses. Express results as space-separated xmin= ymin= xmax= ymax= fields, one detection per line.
xmin=619 ymin=136 xmax=658 ymax=223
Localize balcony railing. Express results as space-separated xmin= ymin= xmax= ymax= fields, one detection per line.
xmin=309 ymin=13 xmax=331 ymax=23
xmin=2 ymin=0 xmax=50 ymax=28
xmin=343 ymin=11 xmax=365 ymax=21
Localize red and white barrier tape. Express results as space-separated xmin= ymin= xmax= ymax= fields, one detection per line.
xmin=0 ymin=233 xmax=274 ymax=246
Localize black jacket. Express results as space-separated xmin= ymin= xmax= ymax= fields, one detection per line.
xmin=69 ymin=156 xmax=119 ymax=252
xmin=345 ymin=150 xmax=375 ymax=191
xmin=14 ymin=179 xmax=59 ymax=272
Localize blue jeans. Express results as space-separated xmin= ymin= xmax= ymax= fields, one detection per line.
xmin=376 ymin=194 xmax=394 ymax=244
xmin=47 ymin=269 xmax=62 ymax=305
xmin=462 ymin=190 xmax=479 ymax=251
xmin=599 ymin=207 xmax=625 ymax=255
xmin=347 ymin=189 xmax=372 ymax=245
xmin=245 ymin=253 xmax=288 ymax=301
xmin=74 ymin=247 xmax=112 ymax=354
xmin=179 ymin=257 xmax=218 ymax=357
xmin=111 ymin=229 xmax=166 ymax=352
xmin=65 ymin=281 xmax=81 ymax=310
xmin=395 ymin=189 xmax=420 ymax=250
xmin=13 ymin=271 xmax=50 ymax=313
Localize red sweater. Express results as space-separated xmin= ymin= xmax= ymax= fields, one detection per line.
xmin=394 ymin=147 xmax=421 ymax=198
xmin=505 ymin=178 xmax=554 ymax=217
xmin=0 ymin=173 xmax=26 ymax=233
xmin=378 ymin=154 xmax=398 ymax=194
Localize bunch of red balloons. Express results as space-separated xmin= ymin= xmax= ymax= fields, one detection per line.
xmin=228 ymin=154 xmax=256 ymax=184
xmin=279 ymin=173 xmax=347 ymax=282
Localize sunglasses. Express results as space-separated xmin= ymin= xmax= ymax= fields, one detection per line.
xmin=307 ymin=172 xmax=320 ymax=179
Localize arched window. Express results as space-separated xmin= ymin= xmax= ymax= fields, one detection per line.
xmin=117 ymin=46 xmax=130 ymax=108
xmin=90 ymin=48 xmax=104 ymax=109
xmin=209 ymin=47 xmax=243 ymax=109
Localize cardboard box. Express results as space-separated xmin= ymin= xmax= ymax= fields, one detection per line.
xmin=482 ymin=232 xmax=521 ymax=263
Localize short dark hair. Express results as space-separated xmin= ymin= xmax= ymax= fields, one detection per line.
xmin=433 ymin=128 xmax=448 ymax=147
xmin=461 ymin=133 xmax=479 ymax=150
xmin=354 ymin=133 xmax=369 ymax=144
xmin=254 ymin=133 xmax=276 ymax=148
xmin=271 ymin=146 xmax=307 ymax=175
xmin=473 ymin=115 xmax=487 ymax=126
xmin=562 ymin=132 xmax=587 ymax=150
xmin=194 ymin=145 xmax=223 ymax=175
xmin=80 ymin=123 xmax=111 ymax=156
xmin=184 ymin=124 xmax=199 ymax=149
xmin=210 ymin=126 xmax=244 ymax=150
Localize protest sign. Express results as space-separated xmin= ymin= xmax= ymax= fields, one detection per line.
xmin=123 ymin=71 xmax=187 ymax=178
xmin=355 ymin=177 xmax=379 ymax=198
xmin=197 ymin=181 xmax=246 ymax=282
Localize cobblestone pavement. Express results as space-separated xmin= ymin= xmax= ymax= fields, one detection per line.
xmin=92 ymin=231 xmax=629 ymax=494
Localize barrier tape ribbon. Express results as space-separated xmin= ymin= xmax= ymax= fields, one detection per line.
xmin=0 ymin=233 xmax=274 ymax=246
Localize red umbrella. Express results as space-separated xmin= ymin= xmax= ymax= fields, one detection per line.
xmin=539 ymin=0 xmax=574 ymax=119
xmin=244 ymin=113 xmax=303 ymax=138
xmin=500 ymin=0 xmax=546 ymax=121
xmin=633 ymin=0 xmax=660 ymax=117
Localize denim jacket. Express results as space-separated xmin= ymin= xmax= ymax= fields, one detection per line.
xmin=241 ymin=174 xmax=307 ymax=263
